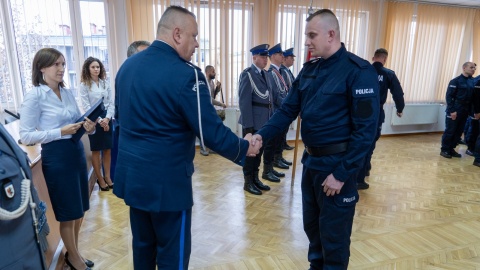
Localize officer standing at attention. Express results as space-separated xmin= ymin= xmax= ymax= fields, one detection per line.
xmin=251 ymin=9 xmax=380 ymax=269
xmin=472 ymin=79 xmax=480 ymax=167
xmin=280 ymin=47 xmax=296 ymax=151
xmin=357 ymin=48 xmax=405 ymax=190
xmin=114 ymin=6 xmax=261 ymax=269
xmin=262 ymin=43 xmax=291 ymax=183
xmin=440 ymin=62 xmax=476 ymax=158
xmin=238 ymin=43 xmax=273 ymax=195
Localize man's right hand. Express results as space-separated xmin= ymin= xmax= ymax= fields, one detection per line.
xmin=244 ymin=133 xmax=262 ymax=157
xmin=450 ymin=111 xmax=457 ymax=120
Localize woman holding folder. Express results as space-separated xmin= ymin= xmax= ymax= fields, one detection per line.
xmin=80 ymin=57 xmax=114 ymax=191
xmin=20 ymin=48 xmax=96 ymax=270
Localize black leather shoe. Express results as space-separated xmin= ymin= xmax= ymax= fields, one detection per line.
xmin=262 ymin=171 xmax=281 ymax=182
xmin=244 ymin=182 xmax=262 ymax=195
xmin=96 ymin=179 xmax=109 ymax=191
xmin=272 ymin=169 xmax=285 ymax=178
xmin=365 ymin=170 xmax=370 ymax=176
xmin=281 ymin=157 xmax=293 ymax=166
xmin=440 ymin=151 xmax=452 ymax=158
xmin=273 ymin=160 xmax=289 ymax=169
xmin=253 ymin=175 xmax=270 ymax=191
xmin=283 ymin=144 xmax=294 ymax=150
xmin=357 ymin=182 xmax=370 ymax=190
xmin=473 ymin=161 xmax=480 ymax=167
xmin=466 ymin=149 xmax=474 ymax=156
xmin=451 ymin=150 xmax=461 ymax=158
xmin=459 ymin=139 xmax=466 ymax=145
xmin=65 ymin=252 xmax=94 ymax=268
xmin=65 ymin=256 xmax=91 ymax=270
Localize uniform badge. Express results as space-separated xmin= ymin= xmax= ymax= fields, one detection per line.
xmin=192 ymin=80 xmax=206 ymax=91
xmin=3 ymin=180 xmax=14 ymax=199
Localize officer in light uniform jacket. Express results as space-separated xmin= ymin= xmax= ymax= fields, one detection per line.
xmin=279 ymin=47 xmax=296 ymax=151
xmin=280 ymin=47 xmax=296 ymax=89
xmin=238 ymin=44 xmax=273 ymax=195
xmin=262 ymin=43 xmax=291 ymax=183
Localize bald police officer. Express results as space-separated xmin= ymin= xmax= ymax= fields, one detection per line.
xmin=238 ymin=44 xmax=273 ymax=195
xmin=114 ymin=6 xmax=261 ymax=269
xmin=251 ymin=9 xmax=379 ymax=269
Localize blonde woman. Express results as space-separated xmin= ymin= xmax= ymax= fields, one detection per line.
xmin=80 ymin=57 xmax=114 ymax=191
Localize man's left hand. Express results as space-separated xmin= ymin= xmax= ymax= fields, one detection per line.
xmin=322 ymin=174 xmax=344 ymax=196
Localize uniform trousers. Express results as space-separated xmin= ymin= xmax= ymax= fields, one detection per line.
xmin=242 ymin=129 xmax=265 ymax=175
xmin=302 ymin=166 xmax=357 ymax=270
xmin=130 ymin=207 xmax=192 ymax=270
xmin=110 ymin=120 xmax=119 ymax=181
xmin=263 ymin=133 xmax=283 ymax=165
xmin=357 ymin=113 xmax=383 ymax=183
xmin=466 ymin=118 xmax=479 ymax=151
xmin=441 ymin=111 xmax=469 ymax=153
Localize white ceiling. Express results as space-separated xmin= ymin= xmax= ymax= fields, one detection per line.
xmin=398 ymin=0 xmax=480 ymax=8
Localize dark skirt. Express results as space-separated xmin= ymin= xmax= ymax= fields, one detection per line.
xmin=41 ymin=139 xmax=90 ymax=222
xmin=88 ymin=111 xmax=113 ymax=151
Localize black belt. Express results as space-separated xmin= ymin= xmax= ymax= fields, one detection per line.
xmin=305 ymin=142 xmax=348 ymax=157
xmin=252 ymin=101 xmax=270 ymax=108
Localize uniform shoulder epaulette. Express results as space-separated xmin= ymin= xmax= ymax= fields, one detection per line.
xmin=184 ymin=61 xmax=202 ymax=71
xmin=242 ymin=67 xmax=252 ymax=73
xmin=303 ymin=58 xmax=320 ymax=66
xmin=347 ymin=52 xmax=370 ymax=68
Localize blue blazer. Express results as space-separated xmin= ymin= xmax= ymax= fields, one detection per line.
xmin=114 ymin=40 xmax=248 ymax=212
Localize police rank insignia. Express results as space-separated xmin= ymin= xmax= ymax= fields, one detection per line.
xmin=3 ymin=180 xmax=14 ymax=199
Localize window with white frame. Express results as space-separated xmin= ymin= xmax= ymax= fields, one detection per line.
xmin=0 ymin=0 xmax=110 ymax=121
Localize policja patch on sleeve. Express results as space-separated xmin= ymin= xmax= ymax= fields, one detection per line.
xmin=352 ymin=87 xmax=377 ymax=119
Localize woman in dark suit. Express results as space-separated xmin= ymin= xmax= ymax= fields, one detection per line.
xmin=20 ymin=48 xmax=96 ymax=270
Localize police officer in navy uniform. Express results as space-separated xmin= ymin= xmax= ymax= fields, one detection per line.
xmin=357 ymin=48 xmax=405 ymax=189
xmin=238 ymin=43 xmax=273 ymax=195
xmin=440 ymin=62 xmax=476 ymax=158
xmin=262 ymin=43 xmax=290 ymax=183
xmin=472 ymin=79 xmax=480 ymax=167
xmin=251 ymin=9 xmax=379 ymax=269
xmin=114 ymin=6 xmax=261 ymax=269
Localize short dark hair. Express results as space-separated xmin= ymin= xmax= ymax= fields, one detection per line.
xmin=127 ymin=40 xmax=151 ymax=57
xmin=374 ymin=48 xmax=388 ymax=58
xmin=81 ymin=57 xmax=107 ymax=89
xmin=31 ymin=48 xmax=66 ymax=88
xmin=306 ymin=9 xmax=336 ymax=22
xmin=157 ymin=5 xmax=196 ymax=37
xmin=205 ymin=65 xmax=214 ymax=73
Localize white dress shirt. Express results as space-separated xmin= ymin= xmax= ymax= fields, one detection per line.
xmin=19 ymin=85 xmax=82 ymax=144
xmin=79 ymin=79 xmax=114 ymax=120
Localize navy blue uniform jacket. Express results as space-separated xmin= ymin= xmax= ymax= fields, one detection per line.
xmin=445 ymin=74 xmax=475 ymax=114
xmin=114 ymin=40 xmax=249 ymax=212
xmin=372 ymin=62 xmax=405 ymax=123
xmin=257 ymin=46 xmax=380 ymax=182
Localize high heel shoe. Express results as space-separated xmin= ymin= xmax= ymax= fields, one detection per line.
xmin=65 ymin=252 xmax=94 ymax=268
xmin=65 ymin=256 xmax=91 ymax=270
xmin=97 ymin=178 xmax=109 ymax=191
xmin=104 ymin=177 xmax=114 ymax=189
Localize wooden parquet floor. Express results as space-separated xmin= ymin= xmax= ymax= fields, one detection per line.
xmin=79 ymin=133 xmax=480 ymax=269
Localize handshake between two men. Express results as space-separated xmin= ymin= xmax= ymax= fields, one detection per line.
xmin=244 ymin=133 xmax=263 ymax=157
